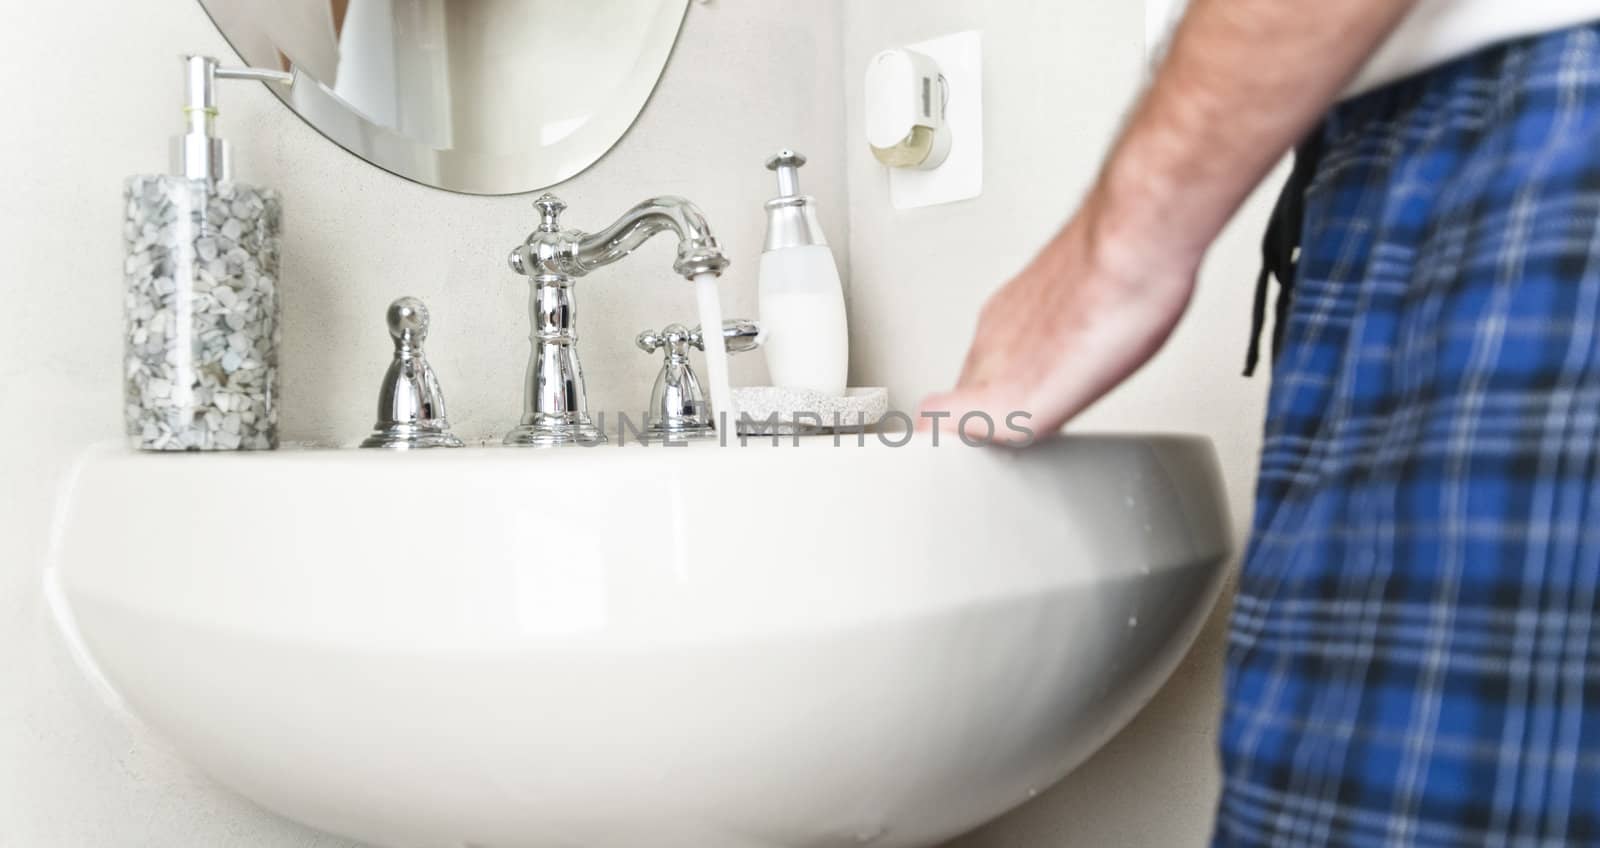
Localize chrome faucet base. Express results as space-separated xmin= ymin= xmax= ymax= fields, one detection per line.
xmin=503 ymin=418 xmax=607 ymax=447
xmin=362 ymin=423 xmax=465 ymax=450
xmin=646 ymin=425 xmax=715 ymax=443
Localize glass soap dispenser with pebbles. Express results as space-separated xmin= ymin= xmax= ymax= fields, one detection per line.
xmin=122 ymin=55 xmax=291 ymax=450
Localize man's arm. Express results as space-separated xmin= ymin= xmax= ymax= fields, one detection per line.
xmin=919 ymin=0 xmax=1418 ymax=441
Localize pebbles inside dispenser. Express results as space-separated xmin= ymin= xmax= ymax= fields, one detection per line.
xmin=122 ymin=55 xmax=290 ymax=451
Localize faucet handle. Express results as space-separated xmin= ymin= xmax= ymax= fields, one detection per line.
xmin=637 ymin=320 xmax=762 ymax=358
xmin=533 ymin=194 xmax=567 ymax=232
xmin=386 ymin=296 xmax=429 ymax=346
xmin=360 ymin=297 xmax=464 ymax=450
xmin=689 ymin=319 xmax=764 ymax=354
xmin=636 ymin=319 xmax=759 ymax=439
xmin=636 ymin=323 xmax=695 ymax=358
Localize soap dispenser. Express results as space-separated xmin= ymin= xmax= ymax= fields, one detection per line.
xmin=122 ymin=55 xmax=290 ymax=451
xmin=758 ymin=150 xmax=849 ymax=397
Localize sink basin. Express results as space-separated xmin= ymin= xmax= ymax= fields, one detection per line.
xmin=47 ymin=434 xmax=1229 ymax=848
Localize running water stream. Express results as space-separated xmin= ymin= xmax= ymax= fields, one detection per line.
xmin=694 ymin=273 xmax=739 ymax=435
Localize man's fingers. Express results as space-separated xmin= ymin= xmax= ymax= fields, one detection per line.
xmin=915 ymin=390 xmax=958 ymax=429
xmin=916 ymin=388 xmax=1039 ymax=446
xmin=915 ymin=388 xmax=990 ymax=430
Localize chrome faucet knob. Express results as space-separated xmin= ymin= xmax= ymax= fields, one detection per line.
xmin=360 ymin=297 xmax=465 ymax=450
xmin=533 ymin=194 xmax=567 ymax=232
xmin=388 ymin=297 xmax=429 ymax=344
xmin=637 ymin=320 xmax=762 ymax=357
xmin=636 ymin=323 xmax=696 ymax=359
xmin=637 ymin=319 xmax=761 ymax=438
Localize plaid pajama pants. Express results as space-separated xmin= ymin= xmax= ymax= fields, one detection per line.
xmin=1215 ymin=25 xmax=1600 ymax=847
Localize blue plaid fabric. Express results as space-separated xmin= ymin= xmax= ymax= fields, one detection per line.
xmin=1215 ymin=25 xmax=1600 ymax=847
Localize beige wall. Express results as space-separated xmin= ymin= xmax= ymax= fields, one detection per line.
xmin=839 ymin=3 xmax=1275 ymax=846
xmin=0 ymin=1 xmax=845 ymax=843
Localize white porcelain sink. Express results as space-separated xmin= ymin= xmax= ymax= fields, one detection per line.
xmin=48 ymin=434 xmax=1229 ymax=848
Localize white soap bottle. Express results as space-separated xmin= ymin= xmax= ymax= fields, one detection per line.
xmin=758 ymin=150 xmax=849 ymax=397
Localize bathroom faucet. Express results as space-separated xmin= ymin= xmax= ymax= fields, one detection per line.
xmin=504 ymin=194 xmax=731 ymax=446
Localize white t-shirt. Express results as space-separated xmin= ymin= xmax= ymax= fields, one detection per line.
xmin=1346 ymin=0 xmax=1600 ymax=96
xmin=1149 ymin=0 xmax=1600 ymax=97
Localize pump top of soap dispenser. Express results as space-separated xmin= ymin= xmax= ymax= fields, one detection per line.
xmin=767 ymin=149 xmax=807 ymax=197
xmin=175 ymin=55 xmax=294 ymax=182
xmin=763 ymin=148 xmax=829 ymax=251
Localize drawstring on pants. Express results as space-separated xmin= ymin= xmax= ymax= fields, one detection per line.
xmin=1245 ymin=134 xmax=1326 ymax=377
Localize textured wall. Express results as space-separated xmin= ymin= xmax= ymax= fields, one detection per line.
xmin=0 ymin=1 xmax=845 ymax=843
xmin=838 ymin=3 xmax=1276 ymax=846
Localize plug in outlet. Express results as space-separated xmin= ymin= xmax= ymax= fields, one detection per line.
xmin=866 ymin=30 xmax=983 ymax=210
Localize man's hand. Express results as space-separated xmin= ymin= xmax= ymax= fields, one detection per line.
xmin=919 ymin=198 xmax=1199 ymax=444
xmin=918 ymin=0 xmax=1419 ymax=443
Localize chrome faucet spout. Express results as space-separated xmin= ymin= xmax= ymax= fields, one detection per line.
xmin=575 ymin=196 xmax=730 ymax=280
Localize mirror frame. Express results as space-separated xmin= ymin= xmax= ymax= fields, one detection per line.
xmin=196 ymin=0 xmax=690 ymax=195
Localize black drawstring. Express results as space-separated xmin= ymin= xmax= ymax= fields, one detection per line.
xmin=1244 ymin=133 xmax=1326 ymax=377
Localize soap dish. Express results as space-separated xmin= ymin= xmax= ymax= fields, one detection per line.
xmin=733 ymin=387 xmax=889 ymax=435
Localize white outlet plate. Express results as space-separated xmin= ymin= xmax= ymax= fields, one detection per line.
xmin=888 ymin=30 xmax=983 ymax=210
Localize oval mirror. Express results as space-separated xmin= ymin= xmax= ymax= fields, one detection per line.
xmin=196 ymin=0 xmax=690 ymax=195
